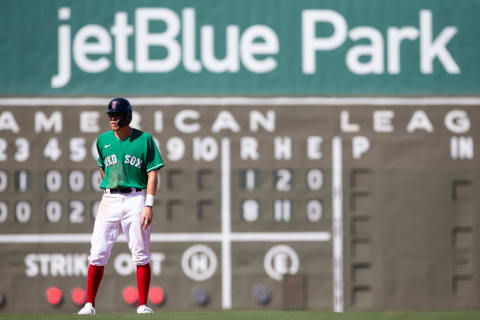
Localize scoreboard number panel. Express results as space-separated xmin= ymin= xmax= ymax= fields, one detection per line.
xmin=0 ymin=98 xmax=479 ymax=312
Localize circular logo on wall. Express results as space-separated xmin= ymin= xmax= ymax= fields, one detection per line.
xmin=263 ymin=244 xmax=299 ymax=281
xmin=181 ymin=245 xmax=218 ymax=281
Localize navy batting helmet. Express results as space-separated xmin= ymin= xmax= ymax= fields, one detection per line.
xmin=106 ymin=97 xmax=132 ymax=127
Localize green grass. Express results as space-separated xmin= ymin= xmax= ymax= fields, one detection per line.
xmin=1 ymin=311 xmax=480 ymax=320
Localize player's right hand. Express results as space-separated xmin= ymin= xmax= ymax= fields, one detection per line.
xmin=140 ymin=206 xmax=153 ymax=229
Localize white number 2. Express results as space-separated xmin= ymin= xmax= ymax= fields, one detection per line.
xmin=275 ymin=169 xmax=292 ymax=191
xmin=0 ymin=138 xmax=6 ymax=161
xmin=0 ymin=138 xmax=30 ymax=162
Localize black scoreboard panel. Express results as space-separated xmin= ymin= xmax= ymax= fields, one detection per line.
xmin=0 ymin=102 xmax=479 ymax=313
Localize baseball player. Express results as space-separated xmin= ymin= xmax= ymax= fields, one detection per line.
xmin=78 ymin=98 xmax=164 ymax=315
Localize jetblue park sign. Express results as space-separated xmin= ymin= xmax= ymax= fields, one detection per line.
xmin=1 ymin=0 xmax=479 ymax=95
xmin=52 ymin=8 xmax=457 ymax=87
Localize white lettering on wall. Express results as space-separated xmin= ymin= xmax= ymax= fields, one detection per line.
xmin=52 ymin=7 xmax=279 ymax=88
xmin=73 ymin=25 xmax=112 ymax=73
xmin=136 ymin=8 xmax=181 ymax=72
xmin=302 ymin=9 xmax=459 ymax=75
xmin=175 ymin=110 xmax=200 ymax=133
xmin=35 ymin=112 xmax=62 ymax=133
xmin=445 ymin=110 xmax=470 ymax=134
xmin=387 ymin=27 xmax=419 ymax=74
xmin=352 ymin=136 xmax=370 ymax=159
xmin=307 ymin=136 xmax=323 ymax=159
xmin=0 ymin=111 xmax=20 ymax=133
xmin=420 ymin=10 xmax=460 ymax=74
xmin=340 ymin=111 xmax=360 ymax=132
xmin=274 ymin=137 xmax=292 ymax=160
xmin=111 ymin=12 xmax=134 ymax=73
xmin=211 ymin=111 xmax=241 ymax=133
xmin=407 ymin=110 xmax=433 ymax=132
xmin=250 ymin=110 xmax=275 ymax=132
xmin=451 ymin=136 xmax=473 ymax=160
xmin=51 ymin=7 xmax=71 ymax=88
xmin=79 ymin=112 xmax=100 ymax=133
xmin=154 ymin=111 xmax=163 ymax=132
xmin=373 ymin=110 xmax=394 ymax=132
xmin=25 ymin=253 xmax=165 ymax=277
xmin=51 ymin=7 xmax=460 ymax=89
xmin=25 ymin=253 xmax=88 ymax=277
xmin=346 ymin=27 xmax=384 ymax=75
xmin=241 ymin=137 xmax=259 ymax=160
xmin=302 ymin=10 xmax=347 ymax=74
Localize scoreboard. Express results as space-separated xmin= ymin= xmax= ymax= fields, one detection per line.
xmin=0 ymin=97 xmax=479 ymax=313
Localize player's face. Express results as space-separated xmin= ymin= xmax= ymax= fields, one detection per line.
xmin=108 ymin=112 xmax=122 ymax=131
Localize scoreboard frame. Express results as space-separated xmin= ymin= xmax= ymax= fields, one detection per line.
xmin=0 ymin=96 xmax=479 ymax=313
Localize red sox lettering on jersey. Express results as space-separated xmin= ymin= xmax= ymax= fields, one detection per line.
xmin=124 ymin=155 xmax=143 ymax=168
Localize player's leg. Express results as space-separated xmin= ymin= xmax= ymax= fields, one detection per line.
xmin=136 ymin=263 xmax=152 ymax=311
xmin=121 ymin=192 xmax=153 ymax=312
xmin=81 ymin=194 xmax=122 ymax=312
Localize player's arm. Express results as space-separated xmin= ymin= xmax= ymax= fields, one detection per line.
xmin=96 ymin=140 xmax=105 ymax=179
xmin=140 ymin=170 xmax=158 ymax=229
xmin=145 ymin=170 xmax=158 ymax=196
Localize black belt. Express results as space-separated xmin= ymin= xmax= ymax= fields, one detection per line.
xmin=105 ymin=187 xmax=143 ymax=194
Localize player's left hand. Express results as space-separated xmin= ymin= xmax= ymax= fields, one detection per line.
xmin=140 ymin=206 xmax=153 ymax=229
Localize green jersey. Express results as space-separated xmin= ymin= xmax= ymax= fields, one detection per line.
xmin=96 ymin=129 xmax=164 ymax=189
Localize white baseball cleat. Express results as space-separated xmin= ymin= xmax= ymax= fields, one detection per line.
xmin=77 ymin=302 xmax=96 ymax=315
xmin=137 ymin=305 xmax=154 ymax=314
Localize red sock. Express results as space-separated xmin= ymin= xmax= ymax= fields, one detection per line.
xmin=86 ymin=265 xmax=104 ymax=307
xmin=136 ymin=263 xmax=151 ymax=306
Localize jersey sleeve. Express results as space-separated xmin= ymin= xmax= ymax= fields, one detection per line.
xmin=146 ymin=135 xmax=164 ymax=173
xmin=96 ymin=139 xmax=105 ymax=168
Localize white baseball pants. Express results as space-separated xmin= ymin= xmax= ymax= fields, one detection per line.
xmin=88 ymin=190 xmax=151 ymax=266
